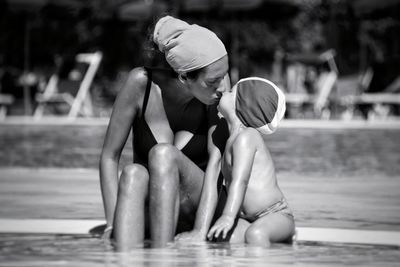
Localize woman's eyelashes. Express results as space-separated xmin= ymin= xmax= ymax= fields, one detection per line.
xmin=206 ymin=81 xmax=218 ymax=88
xmin=206 ymin=78 xmax=223 ymax=87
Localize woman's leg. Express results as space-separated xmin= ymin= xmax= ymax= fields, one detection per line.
xmin=113 ymin=164 xmax=149 ymax=251
xmin=148 ymin=144 xmax=204 ymax=247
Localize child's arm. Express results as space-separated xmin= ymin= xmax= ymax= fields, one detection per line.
xmin=175 ymin=126 xmax=222 ymax=241
xmin=207 ymin=131 xmax=256 ymax=240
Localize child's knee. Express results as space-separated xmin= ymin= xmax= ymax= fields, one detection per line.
xmin=245 ymin=227 xmax=271 ymax=247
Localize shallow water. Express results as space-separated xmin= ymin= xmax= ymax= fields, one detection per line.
xmin=1 ymin=234 xmax=399 ymax=267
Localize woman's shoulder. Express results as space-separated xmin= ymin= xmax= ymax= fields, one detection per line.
xmin=125 ymin=67 xmax=149 ymax=89
xmin=117 ymin=67 xmax=151 ymax=102
xmin=112 ymin=67 xmax=151 ymax=110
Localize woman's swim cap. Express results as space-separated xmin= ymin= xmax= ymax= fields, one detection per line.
xmin=153 ymin=16 xmax=227 ymax=74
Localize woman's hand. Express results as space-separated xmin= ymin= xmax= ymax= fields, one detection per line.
xmin=207 ymin=215 xmax=235 ymax=240
xmin=101 ymin=225 xmax=113 ymax=240
xmin=175 ymin=230 xmax=206 ymax=242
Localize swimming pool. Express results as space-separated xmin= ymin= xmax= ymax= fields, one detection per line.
xmin=1 ymin=234 xmax=399 ymax=267
xmin=1 ymin=121 xmax=399 ymax=266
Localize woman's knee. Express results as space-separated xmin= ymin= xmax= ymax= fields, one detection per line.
xmin=245 ymin=226 xmax=270 ymax=247
xmin=119 ymin=164 xmax=149 ymax=192
xmin=148 ymin=143 xmax=179 ymax=173
xmin=149 ymin=143 xmax=178 ymax=162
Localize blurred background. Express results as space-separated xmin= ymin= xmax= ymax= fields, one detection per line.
xmin=0 ymin=0 xmax=399 ymax=120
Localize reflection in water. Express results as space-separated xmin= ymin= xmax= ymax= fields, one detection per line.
xmin=0 ymin=234 xmax=399 ymax=267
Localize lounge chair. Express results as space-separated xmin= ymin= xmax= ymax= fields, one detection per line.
xmin=34 ymin=51 xmax=102 ymax=119
xmin=284 ymin=49 xmax=338 ymax=118
xmin=0 ymin=93 xmax=14 ymax=120
xmin=339 ymin=68 xmax=400 ymax=119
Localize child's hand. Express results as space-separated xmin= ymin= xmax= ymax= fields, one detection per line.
xmin=207 ymin=215 xmax=235 ymax=240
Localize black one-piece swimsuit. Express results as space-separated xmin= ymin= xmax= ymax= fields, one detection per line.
xmin=132 ymin=69 xmax=212 ymax=170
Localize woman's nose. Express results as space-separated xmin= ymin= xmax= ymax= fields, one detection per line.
xmin=216 ymin=91 xmax=223 ymax=98
xmin=216 ymin=80 xmax=226 ymax=94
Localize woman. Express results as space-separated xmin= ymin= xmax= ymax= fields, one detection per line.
xmin=99 ymin=15 xmax=229 ymax=249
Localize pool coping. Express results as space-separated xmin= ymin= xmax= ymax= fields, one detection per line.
xmin=1 ymin=116 xmax=400 ymax=129
xmin=0 ymin=219 xmax=399 ymax=247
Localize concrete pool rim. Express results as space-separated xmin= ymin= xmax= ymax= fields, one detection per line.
xmin=0 ymin=219 xmax=399 ymax=247
xmin=2 ymin=116 xmax=400 ymax=130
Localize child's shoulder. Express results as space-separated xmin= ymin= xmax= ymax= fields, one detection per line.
xmin=235 ymin=127 xmax=263 ymax=146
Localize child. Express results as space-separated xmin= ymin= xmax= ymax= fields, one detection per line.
xmin=206 ymin=77 xmax=295 ymax=247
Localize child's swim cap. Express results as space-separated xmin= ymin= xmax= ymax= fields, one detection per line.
xmin=235 ymin=77 xmax=286 ymax=135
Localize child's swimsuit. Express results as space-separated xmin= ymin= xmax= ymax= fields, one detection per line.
xmin=133 ymin=68 xmax=213 ymax=169
xmin=239 ymin=198 xmax=294 ymax=222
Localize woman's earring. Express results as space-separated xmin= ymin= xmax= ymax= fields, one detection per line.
xmin=178 ymin=74 xmax=187 ymax=84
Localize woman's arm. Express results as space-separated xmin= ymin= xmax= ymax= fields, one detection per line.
xmin=208 ymin=130 xmax=256 ymax=240
xmin=193 ymin=135 xmax=222 ymax=234
xmin=99 ymin=69 xmax=145 ymax=228
xmin=175 ymin=124 xmax=222 ymax=241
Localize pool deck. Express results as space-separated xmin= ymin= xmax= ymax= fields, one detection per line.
xmin=1 ymin=167 xmax=399 ymax=245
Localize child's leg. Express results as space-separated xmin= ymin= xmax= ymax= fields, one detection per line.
xmin=228 ymin=218 xmax=250 ymax=243
xmin=244 ymin=213 xmax=295 ymax=247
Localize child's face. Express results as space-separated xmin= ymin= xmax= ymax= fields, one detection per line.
xmin=217 ymin=84 xmax=237 ymax=119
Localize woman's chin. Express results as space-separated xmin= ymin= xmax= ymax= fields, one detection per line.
xmin=202 ymin=98 xmax=218 ymax=105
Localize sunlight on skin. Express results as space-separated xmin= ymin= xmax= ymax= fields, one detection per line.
xmin=173 ymin=131 xmax=194 ymax=150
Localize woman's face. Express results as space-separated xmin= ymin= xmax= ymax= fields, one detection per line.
xmin=185 ymin=55 xmax=229 ymax=105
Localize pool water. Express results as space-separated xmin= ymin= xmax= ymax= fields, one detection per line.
xmin=1 ymin=125 xmax=399 ymax=177
xmin=1 ymin=124 xmax=399 ymax=266
xmin=1 ymin=234 xmax=399 ymax=267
